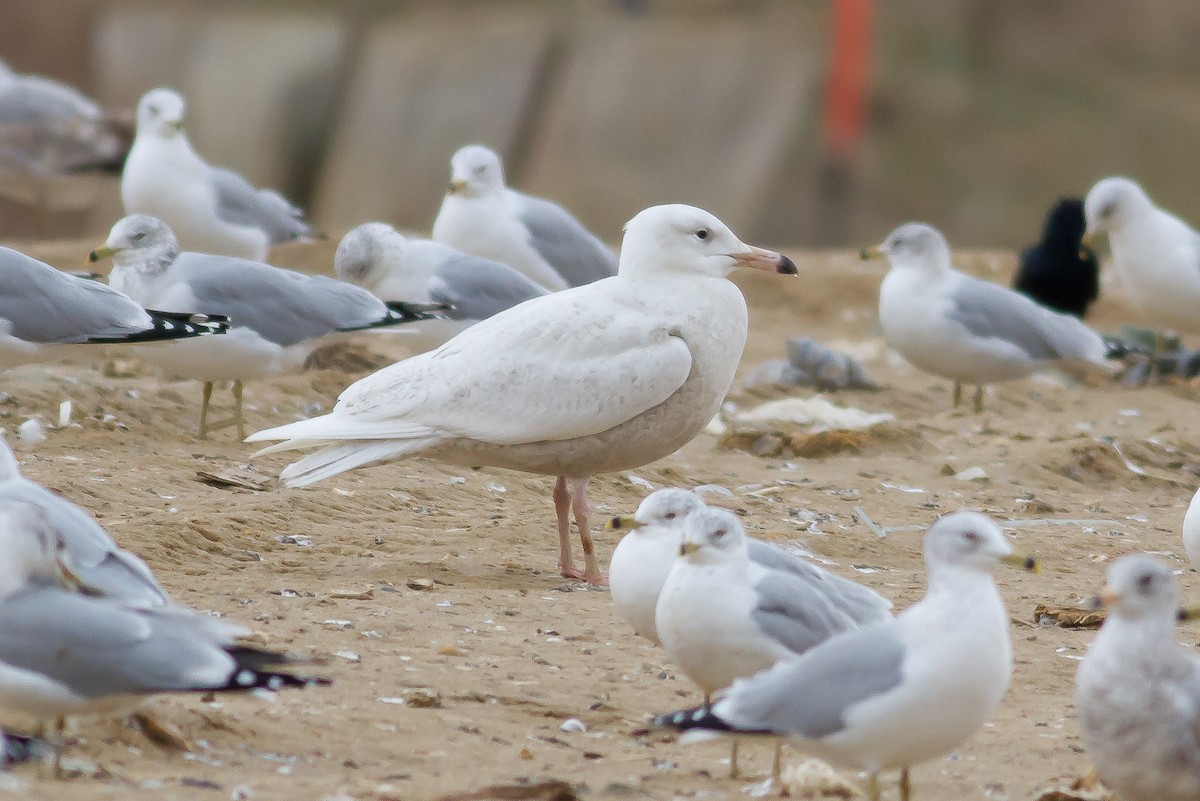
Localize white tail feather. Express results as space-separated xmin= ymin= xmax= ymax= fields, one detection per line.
xmin=280 ymin=439 xmax=438 ymax=487
xmin=245 ymin=415 xmax=435 ymax=445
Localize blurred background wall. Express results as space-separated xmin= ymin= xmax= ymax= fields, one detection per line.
xmin=3 ymin=0 xmax=1199 ymax=247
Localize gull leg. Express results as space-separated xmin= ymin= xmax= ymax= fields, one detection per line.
xmin=729 ymin=738 xmax=740 ymax=779
xmin=569 ymin=477 xmax=605 ymax=585
xmin=553 ymin=477 xmax=582 ymax=580
xmin=772 ymin=742 xmax=783 ymax=783
xmin=899 ymin=767 xmax=912 ymax=801
xmin=973 ymin=385 xmax=985 ymax=414
xmin=52 ymin=716 xmax=65 ymax=779
xmin=865 ymin=772 xmax=881 ymax=801
xmin=1149 ymin=330 xmax=1163 ymax=383
xmin=233 ymin=380 xmax=245 ymax=440
xmin=952 ymin=381 xmax=962 ymax=408
xmin=198 ymin=381 xmax=215 ymax=439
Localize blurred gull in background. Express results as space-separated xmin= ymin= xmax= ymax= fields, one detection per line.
xmin=335 ymin=222 xmax=547 ymax=352
xmin=863 ymin=222 xmax=1114 ymax=412
xmin=121 ymin=88 xmax=315 ymax=261
xmin=432 ymin=144 xmax=618 ymax=292
xmin=0 ymin=243 xmax=227 ymax=372
xmin=91 ymin=215 xmax=444 ymax=439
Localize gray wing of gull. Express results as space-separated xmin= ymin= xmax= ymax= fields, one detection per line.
xmin=429 ymin=254 xmax=548 ymax=321
xmin=516 ymin=193 xmax=617 ymax=288
xmin=209 ymin=166 xmax=312 ymax=244
xmin=718 ymin=623 xmax=907 ymax=738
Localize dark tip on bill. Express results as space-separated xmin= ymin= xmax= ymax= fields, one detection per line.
xmin=609 ymin=516 xmax=622 ymax=529
xmin=777 ymin=255 xmax=798 ymax=275
xmin=87 ymin=250 xmax=100 ymax=263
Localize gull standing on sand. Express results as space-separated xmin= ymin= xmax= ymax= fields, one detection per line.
xmin=0 ymin=499 xmax=326 ymax=772
xmin=335 ymin=222 xmax=547 ymax=352
xmin=1084 ymin=177 xmax=1200 ymax=363
xmin=607 ymin=489 xmax=890 ymax=646
xmin=0 ymin=243 xmax=226 ymax=371
xmin=90 ymin=215 xmax=444 ymax=439
xmin=1076 ymin=554 xmax=1200 ymax=801
xmin=654 ymin=506 xmax=893 ymax=778
xmin=121 ymin=88 xmax=313 ymax=260
xmin=862 ymin=222 xmax=1114 ymax=412
xmin=248 ymin=204 xmax=798 ymax=585
xmin=654 ymin=511 xmax=1037 ymax=801
xmin=431 ymin=144 xmax=618 ymax=292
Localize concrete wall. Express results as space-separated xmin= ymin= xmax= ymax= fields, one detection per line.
xmin=5 ymin=0 xmax=1200 ymax=249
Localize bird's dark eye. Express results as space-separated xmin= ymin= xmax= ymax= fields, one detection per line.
xmin=1100 ymin=202 xmax=1116 ymax=219
xmin=696 ymin=229 xmax=709 ymax=241
xmin=148 ymin=105 xmax=160 ymax=115
xmin=474 ymin=165 xmax=486 ymax=175
xmin=1137 ymin=573 xmax=1154 ymax=591
xmin=963 ymin=530 xmax=979 ymax=543
xmin=664 ymin=512 xmax=677 ymax=520
xmin=133 ymin=232 xmax=145 ymax=241
xmin=712 ymin=528 xmax=726 ymax=539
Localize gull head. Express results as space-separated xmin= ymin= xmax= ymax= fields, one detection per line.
xmin=607 ymin=488 xmax=707 ymax=535
xmin=0 ymin=500 xmax=68 ymax=599
xmin=620 ymin=204 xmax=797 ymax=280
xmin=136 ymin=87 xmax=187 ymax=138
xmin=924 ymin=511 xmax=1038 ymax=575
xmin=336 ymin=222 xmax=408 ymax=288
xmin=91 ymin=214 xmax=180 ymax=269
xmin=861 ymin=222 xmax=952 ymax=277
xmin=677 ymin=507 xmax=749 ymax=563
xmin=1083 ymin=176 xmax=1152 ymax=240
xmin=1097 ymin=554 xmax=1178 ymax=622
xmin=446 ymin=144 xmax=505 ymax=198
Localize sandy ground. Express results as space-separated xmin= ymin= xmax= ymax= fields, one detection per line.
xmin=0 ymin=239 xmax=1196 ymax=801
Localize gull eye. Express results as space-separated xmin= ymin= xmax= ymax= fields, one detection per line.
xmin=473 ymin=165 xmax=486 ymax=176
xmin=664 ymin=512 xmax=676 ymax=521
xmin=712 ymin=528 xmax=726 ymax=539
xmin=133 ymin=232 xmax=145 ymax=241
xmin=963 ymin=530 xmax=979 ymax=543
xmin=1137 ymin=573 xmax=1154 ymax=591
xmin=1100 ymin=202 xmax=1116 ymax=219
xmin=695 ymin=229 xmax=709 ymax=241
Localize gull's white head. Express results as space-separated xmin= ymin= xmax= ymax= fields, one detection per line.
xmin=136 ymin=88 xmax=187 ymax=138
xmin=1083 ymin=176 xmax=1153 ymax=237
xmin=0 ymin=500 xmax=65 ymax=599
xmin=862 ymin=222 xmax=952 ymax=277
xmin=446 ymin=144 xmax=506 ymax=198
xmin=619 ymin=204 xmax=797 ymax=280
xmin=335 ymin=223 xmax=409 ymax=288
xmin=678 ymin=507 xmax=749 ymax=565
xmin=91 ymin=214 xmax=180 ymax=270
xmin=924 ymin=511 xmax=1038 ymax=576
xmin=635 ymin=488 xmax=706 ymax=529
xmin=1099 ymin=554 xmax=1178 ymax=623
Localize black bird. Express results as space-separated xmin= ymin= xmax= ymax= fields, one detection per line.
xmin=1013 ymin=197 xmax=1100 ymax=319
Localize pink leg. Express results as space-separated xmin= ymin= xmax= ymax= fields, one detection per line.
xmin=553 ymin=476 xmax=584 ymax=580
xmin=569 ymin=477 xmax=606 ymax=585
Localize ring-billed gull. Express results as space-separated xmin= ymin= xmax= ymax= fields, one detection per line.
xmin=431 ymin=144 xmax=618 ymax=292
xmin=1013 ymin=198 xmax=1099 ymax=319
xmin=606 ymin=489 xmax=890 ymax=647
xmin=89 ymin=215 xmax=444 ymax=439
xmin=1076 ymin=554 xmax=1200 ymax=801
xmin=0 ymin=436 xmax=164 ymax=607
xmin=247 ymin=204 xmax=797 ymax=585
xmin=121 ymin=88 xmax=314 ymax=261
xmin=862 ymin=223 xmax=1115 ymax=412
xmin=0 ymin=59 xmax=126 ymax=177
xmin=0 ymin=499 xmax=328 ymax=773
xmin=653 ymin=511 xmax=1038 ymax=801
xmin=1084 ymin=176 xmax=1200 ymax=370
xmin=654 ymin=506 xmax=891 ymax=778
xmin=0 ymin=243 xmax=227 ymax=372
xmin=335 ymin=222 xmax=547 ymax=352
